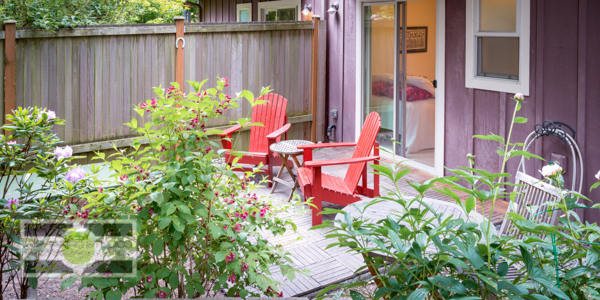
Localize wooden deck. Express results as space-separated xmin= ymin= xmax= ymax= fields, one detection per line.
xmin=255 ymin=147 xmax=508 ymax=297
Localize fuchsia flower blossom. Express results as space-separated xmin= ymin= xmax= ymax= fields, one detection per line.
xmin=225 ymin=252 xmax=236 ymax=263
xmin=240 ymin=211 xmax=249 ymax=220
xmin=155 ymin=291 xmax=167 ymax=298
xmin=54 ymin=145 xmax=73 ymax=159
xmin=146 ymin=276 xmax=153 ymax=282
xmin=234 ymin=224 xmax=242 ymax=233
xmin=241 ymin=262 xmax=249 ymax=273
xmin=66 ymin=167 xmax=86 ymax=182
xmin=119 ymin=174 xmax=128 ymax=181
xmin=260 ymin=208 xmax=267 ymax=218
xmin=228 ymin=273 xmax=236 ymax=283
xmin=150 ymin=99 xmax=157 ymax=108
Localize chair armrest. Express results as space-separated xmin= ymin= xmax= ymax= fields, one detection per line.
xmin=266 ymin=123 xmax=291 ymax=140
xmin=217 ymin=125 xmax=242 ymax=137
xmin=304 ymin=156 xmax=380 ymax=168
xmin=296 ymin=142 xmax=357 ymax=150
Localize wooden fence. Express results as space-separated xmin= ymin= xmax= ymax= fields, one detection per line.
xmin=0 ymin=21 xmax=326 ymax=162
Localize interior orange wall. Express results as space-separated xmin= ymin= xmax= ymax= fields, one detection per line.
xmin=369 ymin=0 xmax=437 ymax=81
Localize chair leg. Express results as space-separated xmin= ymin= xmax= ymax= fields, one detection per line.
xmin=312 ymin=167 xmax=324 ymax=226
xmin=311 ymin=196 xmax=322 ymax=226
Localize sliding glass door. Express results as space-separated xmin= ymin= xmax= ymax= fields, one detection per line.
xmin=362 ymin=2 xmax=407 ymax=156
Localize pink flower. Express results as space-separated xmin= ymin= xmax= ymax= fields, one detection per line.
xmin=98 ymin=187 xmax=103 ymax=193
xmin=241 ymin=211 xmax=248 ymax=220
xmin=596 ymin=171 xmax=600 ymax=181
xmin=119 ymin=174 xmax=128 ymax=181
xmin=223 ymin=77 xmax=228 ymax=83
xmin=4 ymin=198 xmax=19 ymax=209
xmin=54 ymin=145 xmax=73 ymax=159
xmin=7 ymin=140 xmax=16 ymax=146
xmin=260 ymin=208 xmax=267 ymax=218
xmin=37 ymin=110 xmax=56 ymax=121
xmin=241 ymin=262 xmax=249 ymax=273
xmin=146 ymin=276 xmax=153 ymax=282
xmin=155 ymin=291 xmax=167 ymax=298
xmin=514 ymin=93 xmax=524 ymax=101
xmin=150 ymin=99 xmax=157 ymax=108
xmin=234 ymin=224 xmax=242 ymax=233
xmin=66 ymin=167 xmax=86 ymax=182
xmin=140 ymin=103 xmax=148 ymax=109
xmin=225 ymin=252 xmax=236 ymax=263
xmin=223 ymin=225 xmax=228 ymax=230
xmin=228 ymin=273 xmax=236 ymax=283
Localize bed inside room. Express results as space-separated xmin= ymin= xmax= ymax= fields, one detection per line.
xmin=363 ymin=0 xmax=437 ymax=167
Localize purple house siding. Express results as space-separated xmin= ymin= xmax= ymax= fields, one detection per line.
xmin=445 ymin=0 xmax=600 ymax=222
xmin=200 ymin=0 xmax=600 ymax=221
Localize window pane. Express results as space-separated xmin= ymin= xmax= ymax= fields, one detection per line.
xmin=263 ymin=10 xmax=277 ymax=21
xmin=278 ymin=8 xmax=296 ymax=21
xmin=477 ymin=37 xmax=519 ymax=79
xmin=239 ymin=10 xmax=250 ymax=22
xmin=479 ymin=0 xmax=516 ymax=32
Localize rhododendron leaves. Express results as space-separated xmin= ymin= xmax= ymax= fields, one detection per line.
xmin=153 ymin=239 xmax=164 ymax=256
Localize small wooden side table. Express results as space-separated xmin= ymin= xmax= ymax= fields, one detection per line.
xmin=269 ymin=140 xmax=314 ymax=201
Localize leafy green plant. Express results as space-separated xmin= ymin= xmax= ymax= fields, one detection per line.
xmin=79 ymin=79 xmax=299 ymax=299
xmin=507 ymin=165 xmax=600 ymax=299
xmin=313 ymin=94 xmax=591 ymax=300
xmin=0 ymin=107 xmax=98 ymax=299
xmin=0 ymin=0 xmax=193 ymax=31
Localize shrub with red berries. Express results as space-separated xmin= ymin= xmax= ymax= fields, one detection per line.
xmin=82 ymin=79 xmax=298 ymax=299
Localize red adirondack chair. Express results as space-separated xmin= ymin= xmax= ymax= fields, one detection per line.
xmin=296 ymin=112 xmax=381 ymax=225
xmin=218 ymin=93 xmax=291 ymax=186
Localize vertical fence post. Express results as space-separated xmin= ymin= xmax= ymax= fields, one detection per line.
xmin=311 ymin=15 xmax=321 ymax=143
xmin=174 ymin=17 xmax=185 ymax=91
xmin=4 ymin=20 xmax=17 ymax=125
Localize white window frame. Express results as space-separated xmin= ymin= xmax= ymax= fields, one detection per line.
xmin=236 ymin=3 xmax=252 ymax=22
xmin=257 ymin=0 xmax=301 ymax=21
xmin=465 ymin=0 xmax=530 ymax=95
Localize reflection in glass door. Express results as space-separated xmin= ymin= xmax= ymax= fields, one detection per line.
xmin=362 ymin=2 xmax=407 ymax=156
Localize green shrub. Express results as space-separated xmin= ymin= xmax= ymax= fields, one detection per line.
xmin=315 ymin=94 xmax=600 ymax=300
xmin=0 ymin=107 xmax=98 ymax=299
xmin=79 ymin=79 xmax=299 ymax=299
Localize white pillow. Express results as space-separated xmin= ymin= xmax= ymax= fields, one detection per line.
xmin=407 ymin=75 xmax=435 ymax=97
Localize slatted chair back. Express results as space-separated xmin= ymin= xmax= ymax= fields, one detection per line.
xmin=499 ymin=171 xmax=561 ymax=239
xmin=344 ymin=112 xmax=381 ymax=192
xmin=248 ymin=94 xmax=288 ymax=153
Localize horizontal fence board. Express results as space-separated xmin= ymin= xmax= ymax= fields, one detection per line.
xmin=5 ymin=22 xmax=313 ymax=39
xmin=8 ymin=22 xmax=319 ymax=153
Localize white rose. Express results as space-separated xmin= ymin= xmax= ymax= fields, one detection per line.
xmin=540 ymin=164 xmax=562 ymax=178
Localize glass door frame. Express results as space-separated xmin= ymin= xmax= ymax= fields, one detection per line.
xmin=360 ymin=1 xmax=407 ymax=156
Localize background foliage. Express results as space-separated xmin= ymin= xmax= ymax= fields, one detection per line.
xmin=0 ymin=0 xmax=194 ymax=31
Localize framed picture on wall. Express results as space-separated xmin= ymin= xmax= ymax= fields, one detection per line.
xmin=400 ymin=27 xmax=428 ymax=53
